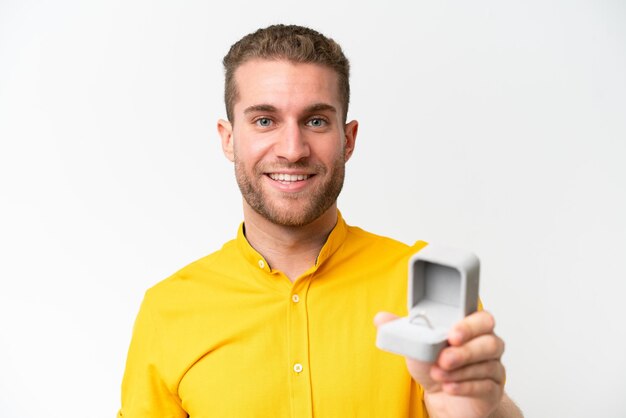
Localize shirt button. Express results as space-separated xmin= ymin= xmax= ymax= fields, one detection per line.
xmin=258 ymin=260 xmax=265 ymax=269
xmin=292 ymin=294 xmax=300 ymax=303
xmin=293 ymin=363 xmax=303 ymax=373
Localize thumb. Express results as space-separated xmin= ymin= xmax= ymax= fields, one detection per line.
xmin=373 ymin=311 xmax=399 ymax=328
xmin=374 ymin=311 xmax=438 ymax=391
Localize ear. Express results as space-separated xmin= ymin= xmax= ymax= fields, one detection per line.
xmin=343 ymin=120 xmax=358 ymax=162
xmin=217 ymin=119 xmax=234 ymax=162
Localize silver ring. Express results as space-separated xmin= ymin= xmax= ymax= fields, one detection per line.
xmin=409 ymin=310 xmax=434 ymax=329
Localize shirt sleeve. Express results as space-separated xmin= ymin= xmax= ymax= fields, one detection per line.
xmin=118 ymin=293 xmax=187 ymax=418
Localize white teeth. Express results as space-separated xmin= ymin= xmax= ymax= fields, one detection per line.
xmin=269 ymin=173 xmax=310 ymax=182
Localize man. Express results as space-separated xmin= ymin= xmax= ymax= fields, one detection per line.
xmin=119 ymin=25 xmax=523 ymax=417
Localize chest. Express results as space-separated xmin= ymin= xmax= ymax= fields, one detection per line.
xmin=172 ymin=266 xmax=418 ymax=417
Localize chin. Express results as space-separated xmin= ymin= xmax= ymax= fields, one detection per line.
xmin=255 ymin=200 xmax=333 ymax=228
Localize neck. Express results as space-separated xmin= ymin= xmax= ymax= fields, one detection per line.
xmin=242 ymin=203 xmax=338 ymax=282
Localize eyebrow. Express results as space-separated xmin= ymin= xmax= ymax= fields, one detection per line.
xmin=242 ymin=103 xmax=338 ymax=115
xmin=243 ymin=104 xmax=278 ymax=115
xmin=304 ymin=103 xmax=337 ymax=114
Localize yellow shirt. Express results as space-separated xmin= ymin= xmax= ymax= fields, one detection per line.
xmin=119 ymin=213 xmax=430 ymax=417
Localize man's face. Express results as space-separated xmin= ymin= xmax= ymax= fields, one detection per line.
xmin=218 ymin=59 xmax=358 ymax=227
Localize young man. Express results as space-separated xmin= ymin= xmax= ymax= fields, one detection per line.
xmin=119 ymin=25 xmax=522 ymax=417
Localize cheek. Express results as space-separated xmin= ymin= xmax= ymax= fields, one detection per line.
xmin=235 ymin=145 xmax=267 ymax=167
xmin=233 ymin=132 xmax=267 ymax=162
xmin=315 ymin=140 xmax=345 ymax=162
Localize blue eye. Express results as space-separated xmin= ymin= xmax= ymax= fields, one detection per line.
xmin=256 ymin=118 xmax=272 ymax=127
xmin=307 ymin=118 xmax=327 ymax=127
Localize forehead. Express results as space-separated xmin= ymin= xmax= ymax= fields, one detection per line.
xmin=232 ymin=59 xmax=341 ymax=114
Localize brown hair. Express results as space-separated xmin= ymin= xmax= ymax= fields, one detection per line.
xmin=223 ymin=24 xmax=350 ymax=123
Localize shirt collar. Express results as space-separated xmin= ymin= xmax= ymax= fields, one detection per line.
xmin=235 ymin=210 xmax=349 ymax=274
xmin=314 ymin=210 xmax=348 ymax=268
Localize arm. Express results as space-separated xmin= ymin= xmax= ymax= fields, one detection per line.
xmin=119 ymin=295 xmax=187 ymax=418
xmin=488 ymin=393 xmax=524 ymax=418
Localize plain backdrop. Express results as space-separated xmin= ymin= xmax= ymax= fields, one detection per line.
xmin=1 ymin=0 xmax=625 ymax=417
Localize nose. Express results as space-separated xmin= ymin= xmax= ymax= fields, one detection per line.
xmin=273 ymin=121 xmax=310 ymax=162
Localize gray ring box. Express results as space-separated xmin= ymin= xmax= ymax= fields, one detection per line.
xmin=376 ymin=245 xmax=480 ymax=362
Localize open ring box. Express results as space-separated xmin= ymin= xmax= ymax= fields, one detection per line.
xmin=376 ymin=245 xmax=480 ymax=362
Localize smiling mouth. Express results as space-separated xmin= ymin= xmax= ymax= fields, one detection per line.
xmin=267 ymin=173 xmax=313 ymax=182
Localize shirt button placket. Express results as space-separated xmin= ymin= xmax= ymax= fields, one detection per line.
xmin=288 ymin=280 xmax=313 ymax=417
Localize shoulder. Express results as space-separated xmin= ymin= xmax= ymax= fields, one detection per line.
xmin=142 ymin=238 xmax=239 ymax=303
xmin=334 ymin=222 xmax=428 ymax=275
xmin=344 ymin=223 xmax=427 ymax=254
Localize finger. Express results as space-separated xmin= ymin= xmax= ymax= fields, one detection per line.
xmin=373 ymin=311 xmax=399 ymax=328
xmin=448 ymin=310 xmax=496 ymax=346
xmin=430 ymin=360 xmax=506 ymax=385
xmin=441 ymin=379 xmax=504 ymax=399
xmin=405 ymin=356 xmax=438 ymax=391
xmin=437 ymin=334 xmax=505 ymax=371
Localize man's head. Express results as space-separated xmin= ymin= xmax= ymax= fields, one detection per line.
xmin=222 ymin=24 xmax=350 ymax=124
xmin=218 ymin=25 xmax=358 ymax=228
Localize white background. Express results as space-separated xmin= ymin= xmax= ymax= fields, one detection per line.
xmin=1 ymin=0 xmax=625 ymax=417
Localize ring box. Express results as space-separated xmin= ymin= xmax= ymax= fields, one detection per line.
xmin=376 ymin=245 xmax=480 ymax=362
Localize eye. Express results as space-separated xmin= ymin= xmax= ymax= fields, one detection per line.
xmin=255 ymin=117 xmax=273 ymax=127
xmin=306 ymin=117 xmax=327 ymax=128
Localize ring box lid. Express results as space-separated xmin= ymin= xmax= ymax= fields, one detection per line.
xmin=408 ymin=245 xmax=480 ymax=335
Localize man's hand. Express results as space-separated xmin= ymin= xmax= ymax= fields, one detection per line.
xmin=375 ymin=310 xmax=513 ymax=418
